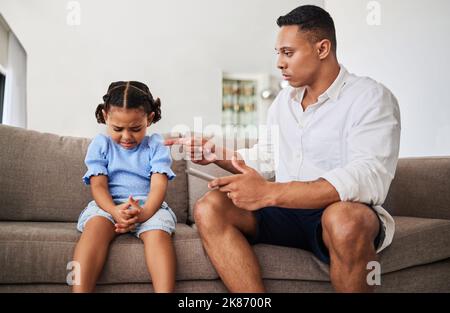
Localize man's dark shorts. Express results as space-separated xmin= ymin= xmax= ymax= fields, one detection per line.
xmin=246 ymin=206 xmax=385 ymax=264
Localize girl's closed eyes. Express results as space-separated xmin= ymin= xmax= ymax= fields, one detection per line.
xmin=102 ymin=106 xmax=154 ymax=150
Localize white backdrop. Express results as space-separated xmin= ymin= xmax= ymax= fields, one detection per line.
xmin=0 ymin=0 xmax=448 ymax=157
xmin=0 ymin=0 xmax=319 ymax=137
xmin=325 ymin=0 xmax=450 ymax=157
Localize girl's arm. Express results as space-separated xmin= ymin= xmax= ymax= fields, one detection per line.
xmin=137 ymin=173 xmax=169 ymax=223
xmin=89 ymin=175 xmax=116 ymax=214
xmin=90 ymin=175 xmax=139 ymax=232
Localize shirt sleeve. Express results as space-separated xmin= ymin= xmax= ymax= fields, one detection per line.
xmin=236 ymin=94 xmax=280 ymax=180
xmin=320 ymin=84 xmax=401 ymax=207
xmin=148 ymin=134 xmax=176 ymax=180
xmin=82 ymin=134 xmax=109 ymax=185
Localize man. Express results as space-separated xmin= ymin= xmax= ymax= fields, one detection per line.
xmin=166 ymin=5 xmax=400 ymax=292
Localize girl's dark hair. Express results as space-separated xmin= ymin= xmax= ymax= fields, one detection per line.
xmin=95 ymin=81 xmax=161 ymax=124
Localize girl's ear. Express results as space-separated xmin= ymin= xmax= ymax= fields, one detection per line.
xmin=147 ymin=112 xmax=156 ymax=126
xmin=102 ymin=109 xmax=108 ymax=123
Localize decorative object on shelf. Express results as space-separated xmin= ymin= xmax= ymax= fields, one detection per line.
xmin=221 ymin=78 xmax=257 ymax=128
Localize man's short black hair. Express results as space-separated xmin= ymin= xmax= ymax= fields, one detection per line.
xmin=277 ymin=5 xmax=337 ymax=53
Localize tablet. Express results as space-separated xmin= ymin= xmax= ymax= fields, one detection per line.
xmin=185 ymin=167 xmax=217 ymax=182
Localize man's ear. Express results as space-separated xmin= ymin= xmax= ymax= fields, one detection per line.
xmin=317 ymin=39 xmax=332 ymax=60
xmin=147 ymin=112 xmax=156 ymax=126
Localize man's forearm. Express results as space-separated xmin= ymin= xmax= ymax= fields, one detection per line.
xmin=213 ymin=146 xmax=242 ymax=174
xmin=268 ymin=178 xmax=341 ymax=209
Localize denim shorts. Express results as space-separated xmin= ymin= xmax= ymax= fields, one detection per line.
xmin=77 ymin=196 xmax=177 ymax=238
xmin=247 ymin=206 xmax=385 ymax=265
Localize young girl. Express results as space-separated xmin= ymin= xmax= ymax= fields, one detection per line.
xmin=72 ymin=81 xmax=177 ymax=293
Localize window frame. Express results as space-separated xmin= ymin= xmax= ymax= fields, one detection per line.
xmin=0 ymin=65 xmax=6 ymax=124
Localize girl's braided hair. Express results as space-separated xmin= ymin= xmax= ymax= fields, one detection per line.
xmin=95 ymin=81 xmax=161 ymax=124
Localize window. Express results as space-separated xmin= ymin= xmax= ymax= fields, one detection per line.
xmin=0 ymin=72 xmax=5 ymax=124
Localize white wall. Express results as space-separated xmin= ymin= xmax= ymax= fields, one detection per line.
xmin=0 ymin=0 xmax=322 ymax=138
xmin=325 ymin=0 xmax=450 ymax=157
xmin=0 ymin=15 xmax=8 ymax=67
xmin=3 ymin=0 xmax=445 ymax=157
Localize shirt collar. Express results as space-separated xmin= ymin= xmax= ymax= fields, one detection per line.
xmin=325 ymin=65 xmax=348 ymax=101
xmin=289 ymin=64 xmax=349 ymax=103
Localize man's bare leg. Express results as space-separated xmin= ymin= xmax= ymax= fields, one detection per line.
xmin=194 ymin=190 xmax=265 ymax=292
xmin=321 ymin=201 xmax=380 ymax=292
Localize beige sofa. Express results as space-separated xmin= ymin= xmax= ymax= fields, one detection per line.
xmin=0 ymin=124 xmax=449 ymax=292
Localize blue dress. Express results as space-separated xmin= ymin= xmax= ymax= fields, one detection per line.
xmin=77 ymin=133 xmax=177 ymax=237
xmin=82 ymin=133 xmax=176 ymax=200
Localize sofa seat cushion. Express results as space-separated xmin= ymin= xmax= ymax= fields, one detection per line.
xmin=1 ymin=216 xmax=450 ymax=284
xmin=0 ymin=222 xmax=217 ymax=284
xmin=377 ymin=216 xmax=450 ymax=272
xmin=254 ymin=216 xmax=450 ymax=281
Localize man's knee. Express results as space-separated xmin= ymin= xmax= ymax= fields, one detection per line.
xmin=193 ymin=190 xmax=227 ymax=230
xmin=321 ymin=202 xmax=379 ymax=250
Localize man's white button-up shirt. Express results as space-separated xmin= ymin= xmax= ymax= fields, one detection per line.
xmin=238 ymin=65 xmax=401 ymax=252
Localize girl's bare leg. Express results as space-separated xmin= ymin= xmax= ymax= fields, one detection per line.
xmin=72 ymin=216 xmax=116 ymax=292
xmin=140 ymin=230 xmax=176 ymax=293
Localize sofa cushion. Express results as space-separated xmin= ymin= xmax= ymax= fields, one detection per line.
xmin=1 ymin=216 xmax=449 ymax=284
xmin=384 ymin=157 xmax=450 ymax=220
xmin=255 ymin=216 xmax=450 ymax=280
xmin=0 ymin=125 xmax=188 ymax=223
xmin=0 ymin=222 xmax=217 ymax=284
